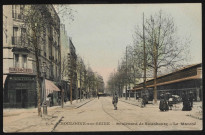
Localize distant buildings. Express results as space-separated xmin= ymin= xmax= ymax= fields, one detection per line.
xmin=60 ymin=24 xmax=70 ymax=101
xmin=68 ymin=38 xmax=77 ymax=100
xmin=3 ymin=5 xmax=61 ymax=108
xmin=60 ymin=24 xmax=78 ymax=101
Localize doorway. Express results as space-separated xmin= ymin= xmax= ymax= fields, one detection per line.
xmin=16 ymin=89 xmax=28 ymax=108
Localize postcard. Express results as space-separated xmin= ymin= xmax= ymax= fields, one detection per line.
xmin=3 ymin=3 xmax=202 ymax=132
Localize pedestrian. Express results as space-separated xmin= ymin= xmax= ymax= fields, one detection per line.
xmin=58 ymin=97 xmax=61 ymax=106
xmin=64 ymin=97 xmax=67 ymax=104
xmin=189 ymin=92 xmax=194 ymax=108
xmin=97 ymin=93 xmax=99 ymax=99
xmin=159 ymin=93 xmax=169 ymax=111
xmin=182 ymin=92 xmax=192 ymax=111
xmin=112 ymin=93 xmax=118 ymax=110
xmin=141 ymin=94 xmax=147 ymax=108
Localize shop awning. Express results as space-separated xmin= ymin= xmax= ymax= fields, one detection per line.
xmin=3 ymin=75 xmax=7 ymax=88
xmin=45 ymin=79 xmax=60 ymax=97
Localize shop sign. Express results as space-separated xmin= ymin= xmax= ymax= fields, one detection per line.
xmin=9 ymin=76 xmax=35 ymax=81
xmin=16 ymin=83 xmax=31 ymax=89
xmin=9 ymin=67 xmax=33 ymax=74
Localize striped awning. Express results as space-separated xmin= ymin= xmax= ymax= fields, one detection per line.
xmin=3 ymin=75 xmax=7 ymax=88
xmin=45 ymin=79 xmax=60 ymax=97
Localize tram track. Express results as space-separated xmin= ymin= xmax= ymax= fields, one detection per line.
xmin=52 ymin=97 xmax=136 ymax=131
xmin=100 ymin=97 xmax=135 ymax=131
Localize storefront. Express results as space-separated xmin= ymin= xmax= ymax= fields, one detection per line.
xmin=3 ymin=74 xmax=37 ymax=108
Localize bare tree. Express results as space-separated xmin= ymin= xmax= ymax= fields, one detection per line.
xmin=54 ymin=4 xmax=77 ymax=24
xmin=134 ymin=11 xmax=190 ymax=104
xmin=22 ymin=5 xmax=53 ymax=116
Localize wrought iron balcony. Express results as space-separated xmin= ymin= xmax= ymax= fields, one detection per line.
xmin=12 ymin=13 xmax=24 ymax=20
xmin=12 ymin=36 xmax=29 ymax=48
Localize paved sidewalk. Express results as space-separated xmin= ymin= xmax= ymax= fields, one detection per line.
xmin=3 ymin=98 xmax=94 ymax=132
xmin=119 ymin=97 xmax=202 ymax=120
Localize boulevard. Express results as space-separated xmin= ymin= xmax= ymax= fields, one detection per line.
xmin=54 ymin=97 xmax=202 ymax=131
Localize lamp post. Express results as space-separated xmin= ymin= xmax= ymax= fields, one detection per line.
xmin=41 ymin=62 xmax=49 ymax=115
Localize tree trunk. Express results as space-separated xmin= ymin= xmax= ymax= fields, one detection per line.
xmin=61 ymin=89 xmax=64 ymax=108
xmin=153 ymin=67 xmax=157 ymax=104
xmin=33 ymin=27 xmax=42 ymax=117
xmin=70 ymin=78 xmax=72 ymax=104
xmin=153 ymin=37 xmax=158 ymax=104
xmin=34 ymin=46 xmax=42 ymax=117
xmin=143 ymin=12 xmax=147 ymax=94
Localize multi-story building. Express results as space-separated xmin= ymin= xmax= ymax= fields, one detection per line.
xmin=68 ymin=37 xmax=77 ymax=101
xmin=60 ymin=23 xmax=70 ymax=101
xmin=3 ymin=5 xmax=61 ymax=108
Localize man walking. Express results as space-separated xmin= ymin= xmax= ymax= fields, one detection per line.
xmin=112 ymin=93 xmax=118 ymax=110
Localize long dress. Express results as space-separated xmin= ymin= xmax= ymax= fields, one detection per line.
xmin=159 ymin=98 xmax=169 ymax=111
xmin=182 ymin=94 xmax=192 ymax=111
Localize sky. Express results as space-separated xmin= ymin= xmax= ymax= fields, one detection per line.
xmin=58 ymin=4 xmax=202 ymax=86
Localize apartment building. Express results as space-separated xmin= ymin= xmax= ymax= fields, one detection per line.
xmin=3 ymin=5 xmax=61 ymax=108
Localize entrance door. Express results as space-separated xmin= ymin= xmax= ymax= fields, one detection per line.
xmin=22 ymin=89 xmax=28 ymax=108
xmin=16 ymin=89 xmax=28 ymax=108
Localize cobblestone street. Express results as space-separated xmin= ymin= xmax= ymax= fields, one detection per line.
xmin=4 ymin=97 xmax=201 ymax=132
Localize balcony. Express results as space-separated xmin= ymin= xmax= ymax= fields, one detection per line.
xmin=12 ymin=13 xmax=24 ymax=20
xmin=12 ymin=36 xmax=28 ymax=47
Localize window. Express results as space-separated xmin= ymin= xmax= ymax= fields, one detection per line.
xmin=12 ymin=5 xmax=20 ymax=19
xmin=15 ymin=54 xmax=19 ymax=67
xmin=12 ymin=27 xmax=18 ymax=45
xmin=12 ymin=5 xmax=24 ymax=19
xmin=22 ymin=55 xmax=27 ymax=68
xmin=21 ymin=28 xmax=26 ymax=46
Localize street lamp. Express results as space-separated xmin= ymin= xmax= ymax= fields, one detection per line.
xmin=41 ymin=61 xmax=49 ymax=115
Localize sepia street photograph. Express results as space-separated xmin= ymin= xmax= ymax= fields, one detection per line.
xmin=2 ymin=3 xmax=202 ymax=132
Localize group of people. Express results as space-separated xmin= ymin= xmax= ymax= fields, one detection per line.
xmin=112 ymin=91 xmax=194 ymax=111
xmin=112 ymin=92 xmax=148 ymax=110
xmin=159 ymin=92 xmax=194 ymax=111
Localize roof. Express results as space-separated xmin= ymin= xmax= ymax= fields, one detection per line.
xmin=132 ymin=75 xmax=201 ymax=91
xmin=138 ymin=63 xmax=201 ymax=84
xmin=132 ymin=63 xmax=202 ymax=90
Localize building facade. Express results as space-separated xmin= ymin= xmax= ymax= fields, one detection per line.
xmin=60 ymin=23 xmax=70 ymax=101
xmin=3 ymin=5 xmax=61 ymax=108
xmin=68 ymin=38 xmax=77 ymax=101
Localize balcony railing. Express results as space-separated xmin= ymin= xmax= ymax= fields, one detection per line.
xmin=12 ymin=13 xmax=24 ymax=20
xmin=12 ymin=36 xmax=28 ymax=47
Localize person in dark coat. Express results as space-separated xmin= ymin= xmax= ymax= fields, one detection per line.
xmin=189 ymin=92 xmax=194 ymax=107
xmin=159 ymin=93 xmax=169 ymax=111
xmin=112 ymin=93 xmax=118 ymax=110
xmin=141 ymin=94 xmax=147 ymax=107
xmin=182 ymin=92 xmax=192 ymax=111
